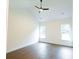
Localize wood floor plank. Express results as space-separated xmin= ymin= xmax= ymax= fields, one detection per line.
xmin=6 ymin=43 xmax=73 ymax=59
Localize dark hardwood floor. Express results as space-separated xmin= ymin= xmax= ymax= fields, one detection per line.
xmin=7 ymin=42 xmax=73 ymax=59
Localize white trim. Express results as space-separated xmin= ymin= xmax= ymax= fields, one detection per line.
xmin=7 ymin=42 xmax=37 ymax=53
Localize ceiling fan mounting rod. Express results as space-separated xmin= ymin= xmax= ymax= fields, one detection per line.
xmin=40 ymin=0 xmax=42 ymax=2
xmin=40 ymin=0 xmax=42 ymax=8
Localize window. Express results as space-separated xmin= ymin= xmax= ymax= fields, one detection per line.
xmin=61 ymin=24 xmax=72 ymax=41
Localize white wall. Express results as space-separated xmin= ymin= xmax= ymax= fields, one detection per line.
xmin=40 ymin=17 xmax=73 ymax=47
xmin=7 ymin=10 xmax=39 ymax=53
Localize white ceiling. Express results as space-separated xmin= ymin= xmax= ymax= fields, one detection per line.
xmin=9 ymin=0 xmax=72 ymax=21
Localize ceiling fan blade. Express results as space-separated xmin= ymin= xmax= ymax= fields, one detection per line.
xmin=35 ymin=6 xmax=40 ymax=9
xmin=42 ymin=8 xmax=49 ymax=10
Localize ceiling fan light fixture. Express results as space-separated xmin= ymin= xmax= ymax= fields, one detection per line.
xmin=35 ymin=0 xmax=49 ymax=13
xmin=39 ymin=9 xmax=43 ymax=12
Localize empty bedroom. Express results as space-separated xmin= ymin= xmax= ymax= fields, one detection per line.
xmin=6 ymin=0 xmax=73 ymax=59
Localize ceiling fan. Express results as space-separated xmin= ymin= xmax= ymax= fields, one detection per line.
xmin=35 ymin=0 xmax=49 ymax=13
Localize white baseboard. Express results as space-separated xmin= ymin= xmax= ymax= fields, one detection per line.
xmin=40 ymin=40 xmax=73 ymax=47
xmin=7 ymin=41 xmax=37 ymax=53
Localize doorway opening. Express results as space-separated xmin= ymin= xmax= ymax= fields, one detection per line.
xmin=39 ymin=24 xmax=46 ymax=41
